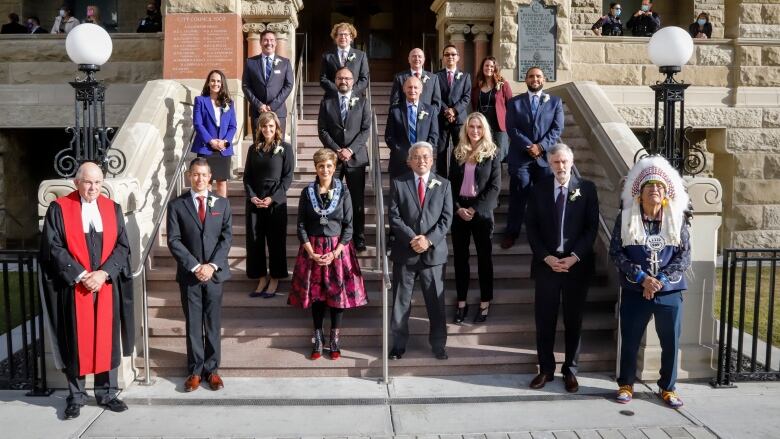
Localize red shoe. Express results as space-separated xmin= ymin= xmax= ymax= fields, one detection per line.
xmin=310 ymin=329 xmax=324 ymax=360
xmin=329 ymin=329 xmax=341 ymax=360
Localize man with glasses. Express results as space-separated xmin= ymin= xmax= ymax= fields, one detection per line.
xmin=318 ymin=67 xmax=371 ymax=251
xmin=320 ymin=22 xmax=370 ymax=97
xmin=385 ymin=75 xmax=439 ymax=178
xmin=434 ymin=45 xmax=471 ymax=176
xmin=592 ymin=3 xmax=624 ymax=36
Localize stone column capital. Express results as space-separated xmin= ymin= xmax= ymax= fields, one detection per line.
xmin=242 ymin=22 xmax=267 ymax=35
xmin=471 ymin=23 xmax=493 ymax=42
xmin=241 ymin=0 xmax=302 ymax=27
xmin=267 ymin=20 xmax=294 ymax=36
xmin=445 ymin=23 xmax=471 ymax=36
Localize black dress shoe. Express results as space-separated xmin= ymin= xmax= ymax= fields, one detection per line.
xmin=454 ymin=305 xmax=469 ymax=324
xmin=64 ymin=403 xmax=81 ymax=419
xmin=389 ymin=349 xmax=404 ymax=360
xmin=563 ymin=373 xmax=579 ymax=393
xmin=434 ymin=349 xmax=448 ymax=360
xmin=529 ymin=373 xmax=554 ymax=389
xmin=99 ymin=397 xmax=128 ymax=413
xmin=473 ymin=304 xmax=490 ymax=323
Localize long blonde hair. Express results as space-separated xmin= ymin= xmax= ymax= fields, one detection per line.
xmin=453 ymin=112 xmax=498 ymax=165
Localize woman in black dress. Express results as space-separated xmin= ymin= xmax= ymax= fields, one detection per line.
xmin=471 ymin=56 xmax=513 ymax=162
xmin=244 ymin=111 xmax=294 ymax=297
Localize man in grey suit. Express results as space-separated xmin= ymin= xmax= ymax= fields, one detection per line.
xmin=167 ymin=158 xmax=233 ymax=392
xmin=318 ymin=67 xmax=371 ymax=251
xmin=242 ymin=30 xmax=294 ymax=140
xmin=388 ymin=142 xmax=454 ymax=360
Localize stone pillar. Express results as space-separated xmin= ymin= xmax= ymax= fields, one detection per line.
xmin=635 ymin=177 xmax=722 ymax=381
xmin=268 ymin=20 xmax=295 ymax=60
xmin=243 ymin=22 xmax=265 ymax=58
xmin=431 ymin=0 xmax=495 ymax=77
xmin=471 ymin=24 xmax=493 ymax=77
xmin=446 ymin=23 xmax=470 ymax=71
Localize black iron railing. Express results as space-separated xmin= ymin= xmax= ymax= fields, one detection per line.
xmin=0 ymin=250 xmax=51 ymax=395
xmin=713 ymin=249 xmax=780 ymax=387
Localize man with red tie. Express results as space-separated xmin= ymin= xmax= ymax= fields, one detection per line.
xmin=40 ymin=162 xmax=134 ymax=419
xmin=166 ymin=158 xmax=233 ymax=392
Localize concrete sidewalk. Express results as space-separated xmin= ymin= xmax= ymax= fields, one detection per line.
xmin=1 ymin=373 xmax=778 ymax=438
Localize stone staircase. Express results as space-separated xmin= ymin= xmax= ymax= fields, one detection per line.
xmin=138 ymin=83 xmax=618 ymax=378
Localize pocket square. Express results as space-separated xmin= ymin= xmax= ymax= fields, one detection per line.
xmin=211 ymin=211 xmax=221 ymax=216
xmin=273 ymin=69 xmax=281 ymax=74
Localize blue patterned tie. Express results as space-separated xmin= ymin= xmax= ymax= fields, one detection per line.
xmin=408 ymin=104 xmax=417 ymax=143
xmin=265 ymin=56 xmax=272 ymax=81
xmin=531 ymin=94 xmax=539 ymax=117
xmin=340 ymin=96 xmax=348 ymax=124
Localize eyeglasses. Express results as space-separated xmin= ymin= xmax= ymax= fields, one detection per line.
xmin=336 ymin=32 xmax=351 ymax=37
xmin=336 ymin=77 xmax=353 ymax=81
xmin=443 ymin=53 xmax=458 ymax=57
xmin=409 ymin=155 xmax=432 ymax=162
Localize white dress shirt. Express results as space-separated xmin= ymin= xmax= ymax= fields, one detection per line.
xmin=80 ymin=197 xmax=103 ymax=233
xmin=211 ymin=100 xmax=221 ymax=127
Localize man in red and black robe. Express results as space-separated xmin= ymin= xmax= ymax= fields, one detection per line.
xmin=39 ymin=162 xmax=134 ymax=420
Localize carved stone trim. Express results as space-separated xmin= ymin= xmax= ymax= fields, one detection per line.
xmin=446 ymin=23 xmax=471 ymax=36
xmin=242 ymin=22 xmax=267 ymax=34
xmin=38 ymin=177 xmax=141 ymax=217
xmin=267 ymin=20 xmax=294 ymax=36
xmin=471 ymin=23 xmax=494 ymax=36
xmin=685 ymin=177 xmax=723 ymax=214
xmin=242 ymin=0 xmax=301 ymax=27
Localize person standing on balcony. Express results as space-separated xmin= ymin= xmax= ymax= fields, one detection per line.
xmin=320 ymin=22 xmax=369 ymax=98
xmin=39 ymin=162 xmax=134 ymax=420
xmin=167 ymin=158 xmax=233 ymax=393
xmin=1 ymin=13 xmax=27 ymax=33
xmin=50 ymin=6 xmax=79 ymax=34
xmin=525 ymin=144 xmax=599 ymax=393
xmin=609 ymin=156 xmax=691 ymax=409
xmin=244 ymin=111 xmax=294 ymax=298
xmin=449 ymin=113 xmax=500 ymax=325
xmin=471 ymin=56 xmax=512 ymax=163
xmin=591 ymin=3 xmax=624 ymax=36
xmin=26 ymin=16 xmax=47 ymax=34
xmin=318 ymin=67 xmax=371 ymax=251
xmin=290 ymin=148 xmax=367 ymax=361
xmin=502 ymin=66 xmax=563 ymax=249
xmin=435 ymin=45 xmax=471 ymax=177
xmin=192 ymin=69 xmax=237 ymax=199
xmin=626 ymin=0 xmax=660 ymax=37
xmin=243 ymin=30 xmax=294 ymax=140
xmin=688 ymin=12 xmax=712 ymax=39
xmin=385 ymin=75 xmax=439 ymax=178
xmin=389 ymin=48 xmax=442 ymax=116
xmin=136 ymin=2 xmax=162 ymax=33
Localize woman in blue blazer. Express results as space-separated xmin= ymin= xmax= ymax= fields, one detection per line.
xmin=192 ymin=69 xmax=237 ymax=198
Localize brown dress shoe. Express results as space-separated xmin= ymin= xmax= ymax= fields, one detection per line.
xmin=564 ymin=373 xmax=579 ymax=393
xmin=207 ymin=372 xmax=224 ymax=391
xmin=184 ymin=375 xmax=201 ymax=392
xmin=529 ymin=373 xmax=553 ymax=389
xmin=500 ymin=236 xmax=516 ymax=249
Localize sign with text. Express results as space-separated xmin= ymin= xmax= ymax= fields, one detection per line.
xmin=517 ymin=0 xmax=557 ymax=82
xmin=163 ymin=13 xmax=242 ymax=79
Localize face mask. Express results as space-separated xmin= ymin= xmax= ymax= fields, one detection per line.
xmin=26 ymin=22 xmax=33 ymax=29
xmin=697 ymin=18 xmax=706 ymax=26
xmin=614 ymin=9 xmax=621 ymax=17
xmin=641 ymin=5 xmax=650 ymax=12
xmin=59 ymin=9 xmax=65 ymax=17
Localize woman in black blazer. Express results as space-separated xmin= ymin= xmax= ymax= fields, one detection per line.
xmin=244 ymin=111 xmax=294 ymax=297
xmin=449 ymin=112 xmax=501 ymax=324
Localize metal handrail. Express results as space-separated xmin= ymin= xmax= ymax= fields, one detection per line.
xmin=133 ymin=129 xmax=195 ymax=385
xmin=289 ymin=51 xmax=305 ymax=169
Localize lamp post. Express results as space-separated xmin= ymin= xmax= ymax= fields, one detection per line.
xmin=54 ymin=23 xmax=125 ymax=177
xmin=643 ymin=26 xmax=705 ymax=176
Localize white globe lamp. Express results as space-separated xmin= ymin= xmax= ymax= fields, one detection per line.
xmin=65 ymin=23 xmax=113 ymax=72
xmin=647 ymin=26 xmax=694 ymax=76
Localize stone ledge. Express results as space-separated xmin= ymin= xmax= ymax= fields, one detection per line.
xmin=37 ymin=177 xmax=141 ymax=217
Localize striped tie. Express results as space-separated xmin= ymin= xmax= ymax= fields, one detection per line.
xmin=340 ymin=96 xmax=348 ymax=124
xmin=408 ymin=104 xmax=417 ymax=143
xmin=265 ymin=56 xmax=272 ymax=81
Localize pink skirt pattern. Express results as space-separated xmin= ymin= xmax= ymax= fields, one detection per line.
xmin=288 ymin=236 xmax=368 ymax=309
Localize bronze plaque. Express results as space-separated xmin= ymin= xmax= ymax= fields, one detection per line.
xmin=163 ymin=13 xmax=242 ymax=79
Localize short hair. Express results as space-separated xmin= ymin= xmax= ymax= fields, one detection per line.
xmin=442 ymin=44 xmax=458 ymax=55
xmin=260 ymin=30 xmax=276 ymax=39
xmin=189 ymin=157 xmax=211 ymax=172
xmin=9 ymin=13 xmax=19 ymax=22
xmin=74 ymin=161 xmax=104 ymax=180
xmin=609 ymin=2 xmax=620 ymax=9
xmin=27 ymin=16 xmax=40 ymax=25
xmin=525 ymin=66 xmax=544 ymax=78
xmin=407 ymin=142 xmax=434 ymax=161
xmin=403 ymin=75 xmax=422 ymax=88
xmin=547 ymin=143 xmax=574 ymax=160
xmin=330 ymin=22 xmax=357 ymax=41
xmin=313 ymin=148 xmax=337 ymax=166
xmin=335 ymin=66 xmax=353 ymax=79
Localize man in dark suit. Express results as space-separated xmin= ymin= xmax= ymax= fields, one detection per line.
xmin=318 ymin=67 xmax=371 ymax=251
xmin=435 ymin=45 xmax=471 ymax=177
xmin=167 ymin=158 xmax=233 ymax=392
xmin=320 ymin=22 xmax=369 ymax=97
xmin=26 ymin=16 xmax=46 ymax=34
xmin=242 ymin=30 xmax=294 ymax=140
xmin=388 ymin=142 xmax=453 ymax=360
xmin=389 ymin=48 xmax=442 ymax=115
xmin=503 ymin=66 xmax=564 ymax=249
xmin=525 ymin=144 xmax=599 ymax=393
xmin=1 ymin=13 xmax=27 ymax=33
xmin=385 ymin=75 xmax=439 ymax=178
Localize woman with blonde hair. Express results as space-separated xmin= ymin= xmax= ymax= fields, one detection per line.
xmin=244 ymin=111 xmax=294 ymax=297
xmin=449 ymin=112 xmax=501 ymax=323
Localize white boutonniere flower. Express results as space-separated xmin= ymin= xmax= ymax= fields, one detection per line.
xmin=207 ymin=195 xmax=216 ymax=208
xmin=569 ymin=188 xmax=581 ymax=202
xmin=347 ymin=53 xmax=356 ymax=62
xmin=496 ymin=81 xmax=504 ymax=91
xmin=418 ymin=110 xmax=429 ymax=121
xmin=422 ymin=75 xmax=429 ymax=84
xmin=273 ymin=58 xmax=281 ymax=66
xmin=456 ymin=72 xmax=463 ymax=80
xmin=428 ymin=179 xmax=442 ymax=190
xmin=221 ymin=103 xmax=230 ymax=112
xmin=349 ymin=97 xmax=359 ymax=108
xmin=273 ymin=145 xmax=284 ymax=155
xmin=542 ymin=94 xmax=550 ymax=103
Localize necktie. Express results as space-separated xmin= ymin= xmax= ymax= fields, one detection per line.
xmin=531 ymin=94 xmax=539 ymax=117
xmin=447 ymin=71 xmax=453 ymax=87
xmin=197 ymin=195 xmax=206 ymax=224
xmin=340 ymin=96 xmax=348 ymax=124
xmin=265 ymin=56 xmax=272 ymax=81
xmin=418 ymin=177 xmax=425 ymax=207
xmin=408 ymin=104 xmax=417 ymax=143
xmin=414 ymin=71 xmax=420 ymax=79
xmin=555 ymin=187 xmax=565 ymax=248
xmin=340 ymin=50 xmax=347 ymax=66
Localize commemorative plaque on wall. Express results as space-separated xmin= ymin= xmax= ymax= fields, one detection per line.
xmin=517 ymin=0 xmax=557 ymax=82
xmin=163 ymin=13 xmax=242 ymax=79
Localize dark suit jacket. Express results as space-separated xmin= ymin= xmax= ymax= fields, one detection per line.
xmin=506 ymin=91 xmax=564 ymax=169
xmin=448 ymin=155 xmax=501 ymax=221
xmin=525 ymin=175 xmax=599 ymax=274
xmin=317 ymin=93 xmax=371 ymax=168
xmin=31 ymin=26 xmax=47 ymax=34
xmin=389 ymin=172 xmax=453 ymax=266
xmin=320 ymin=47 xmax=369 ymax=96
xmin=389 ymin=70 xmax=442 ymax=116
xmin=1 ymin=22 xmax=27 ymax=34
xmin=191 ymin=95 xmax=237 ymax=156
xmin=435 ymin=69 xmax=471 ymax=126
xmin=384 ymin=101 xmax=439 ymax=177
xmin=471 ymin=81 xmax=513 ymax=132
xmin=242 ymin=54 xmax=294 ymax=119
xmin=166 ymin=192 xmax=233 ymax=284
